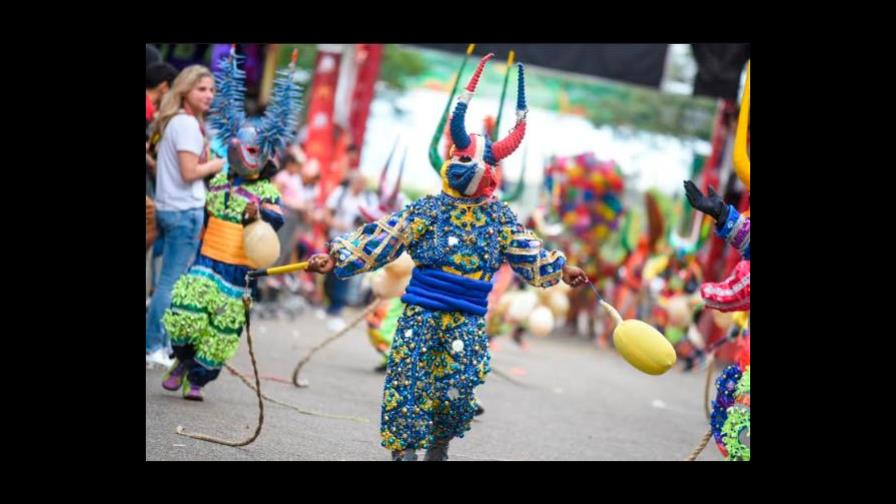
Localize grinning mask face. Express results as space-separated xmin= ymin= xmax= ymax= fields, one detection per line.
xmin=228 ymin=123 xmax=263 ymax=178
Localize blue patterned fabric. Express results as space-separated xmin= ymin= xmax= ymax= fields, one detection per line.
xmin=329 ymin=191 xmax=566 ymax=451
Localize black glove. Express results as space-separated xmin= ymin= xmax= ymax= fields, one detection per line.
xmin=683 ymin=180 xmax=728 ymax=223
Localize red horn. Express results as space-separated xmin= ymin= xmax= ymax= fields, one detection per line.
xmin=491 ymin=121 xmax=526 ymax=162
xmin=466 ymin=53 xmax=494 ymax=93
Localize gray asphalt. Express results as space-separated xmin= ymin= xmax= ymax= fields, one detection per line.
xmin=146 ymin=306 xmax=724 ymax=461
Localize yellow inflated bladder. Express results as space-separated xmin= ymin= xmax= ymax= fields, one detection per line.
xmin=601 ymin=299 xmax=676 ymax=376
xmin=733 ymin=60 xmax=750 ymax=190
xmin=243 ymin=220 xmax=280 ymax=269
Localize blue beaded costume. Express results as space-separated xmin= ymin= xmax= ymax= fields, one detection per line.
xmin=331 ymin=193 xmax=566 ymax=451
xmin=328 ymin=53 xmax=566 ymax=453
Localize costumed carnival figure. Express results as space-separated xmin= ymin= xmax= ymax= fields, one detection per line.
xmin=160 ymin=47 xmax=302 ymax=401
xmin=305 ymin=55 xmax=588 ymax=460
xmin=683 ymin=61 xmax=750 ymax=460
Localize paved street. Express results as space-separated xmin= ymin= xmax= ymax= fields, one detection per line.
xmin=146 ymin=306 xmax=723 ymax=461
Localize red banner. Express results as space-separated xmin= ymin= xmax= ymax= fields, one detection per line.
xmin=347 ymin=44 xmax=383 ymax=169
xmin=304 ymin=48 xmax=342 ymax=205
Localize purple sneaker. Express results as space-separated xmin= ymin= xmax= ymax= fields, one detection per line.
xmin=162 ymin=359 xmax=188 ymax=391
xmin=182 ymin=380 xmax=204 ymax=401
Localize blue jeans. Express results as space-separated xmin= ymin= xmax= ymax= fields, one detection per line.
xmin=149 ymin=225 xmax=165 ymax=291
xmin=145 ymin=208 xmax=204 ymax=353
xmin=325 ymin=273 xmax=350 ymax=316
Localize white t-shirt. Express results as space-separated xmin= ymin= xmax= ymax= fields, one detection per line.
xmin=154 ymin=113 xmax=207 ymax=211
xmin=299 ymin=183 xmax=318 ymax=211
xmin=326 ymin=185 xmax=375 ymax=239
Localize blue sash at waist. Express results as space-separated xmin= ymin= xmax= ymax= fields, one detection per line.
xmin=400 ymin=267 xmax=492 ymax=316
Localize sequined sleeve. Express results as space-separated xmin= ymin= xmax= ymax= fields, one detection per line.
xmin=329 ymin=204 xmax=417 ymax=279
xmin=498 ymin=203 xmax=566 ymax=288
xmin=717 ymin=204 xmax=750 ymax=260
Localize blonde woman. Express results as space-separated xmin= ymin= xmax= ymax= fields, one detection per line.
xmin=146 ymin=65 xmax=225 ymax=368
